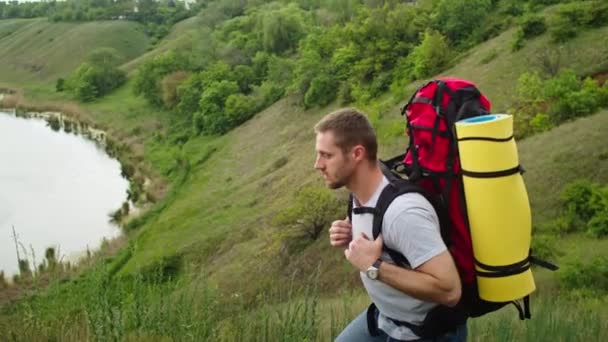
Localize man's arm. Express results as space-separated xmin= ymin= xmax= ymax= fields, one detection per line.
xmin=346 ymin=234 xmax=461 ymax=307
xmin=377 ymin=249 xmax=461 ymax=307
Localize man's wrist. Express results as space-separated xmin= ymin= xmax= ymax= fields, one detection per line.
xmin=366 ymin=258 xmax=383 ymax=280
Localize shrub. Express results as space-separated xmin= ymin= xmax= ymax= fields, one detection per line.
xmin=550 ymin=16 xmax=578 ymax=43
xmin=55 ymin=78 xmax=65 ymax=92
xmin=410 ymin=29 xmax=451 ymax=80
xmin=224 ymin=93 xmax=257 ymax=127
xmin=558 ymin=256 xmax=608 ymax=294
xmin=520 ymin=14 xmax=546 ymax=38
xmin=587 ymin=1 xmax=608 ymax=27
xmin=304 ymin=75 xmax=338 ymax=108
xmin=587 ymin=210 xmax=608 ymax=238
xmin=511 ymin=28 xmax=525 ymax=52
xmin=65 ymin=61 xmax=126 ymax=102
xmin=531 ymin=234 xmax=559 ymax=261
xmin=561 ymin=180 xmax=605 ymax=224
xmin=133 ymin=51 xmax=191 ymax=106
xmin=274 ymin=187 xmax=343 ymax=251
xmin=529 ymin=112 xmax=554 ymax=133
xmin=337 ymin=81 xmax=354 ymax=105
xmin=161 ymin=71 xmax=190 ymax=109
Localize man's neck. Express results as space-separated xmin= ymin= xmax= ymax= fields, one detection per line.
xmin=348 ymin=161 xmax=384 ymax=205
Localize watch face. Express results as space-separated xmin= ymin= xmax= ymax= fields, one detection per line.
xmin=367 ymin=268 xmax=378 ymax=280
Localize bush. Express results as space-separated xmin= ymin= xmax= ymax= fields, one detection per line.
xmin=133 ymin=51 xmax=191 ymax=106
xmin=224 ymin=93 xmax=257 ymax=127
xmin=587 ymin=210 xmax=608 ymax=238
xmin=304 ymin=75 xmax=338 ymax=108
xmin=512 ymin=70 xmax=606 ymax=136
xmin=531 ymin=234 xmax=560 ymax=261
xmin=55 ymin=78 xmax=65 ymax=92
xmin=550 ymin=16 xmax=578 ymax=43
xmin=194 ymin=80 xmax=240 ymax=135
xmin=520 ymin=14 xmax=546 ymax=38
xmin=561 ymin=180 xmax=605 ymax=223
xmin=553 ymin=180 xmax=608 ymax=237
xmin=161 ymin=71 xmax=191 ymax=109
xmin=337 ymin=81 xmax=354 ymax=105
xmin=529 ymin=112 xmax=554 ymax=133
xmin=65 ymin=60 xmax=126 ymax=102
xmin=587 ymin=1 xmax=608 ymax=27
xmin=273 ymin=187 xmax=343 ymax=251
xmin=410 ymin=29 xmax=451 ymax=80
xmin=558 ymin=256 xmax=608 ymax=294
xmin=511 ymin=28 xmax=525 ymax=52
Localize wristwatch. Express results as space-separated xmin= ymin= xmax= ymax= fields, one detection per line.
xmin=366 ymin=259 xmax=383 ymax=280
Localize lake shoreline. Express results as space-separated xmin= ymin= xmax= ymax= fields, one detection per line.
xmin=0 ymin=88 xmax=160 ymax=301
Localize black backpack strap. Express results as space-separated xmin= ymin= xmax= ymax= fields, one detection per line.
xmin=347 ymin=193 xmax=353 ymax=222
xmin=529 ymin=252 xmax=559 ymax=271
xmin=510 ymin=296 xmax=532 ymax=320
xmin=371 ymin=176 xmax=433 ymax=268
xmin=366 ymin=303 xmax=380 ymax=336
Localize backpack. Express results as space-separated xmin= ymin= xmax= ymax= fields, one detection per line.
xmin=349 ymin=78 xmax=558 ymax=339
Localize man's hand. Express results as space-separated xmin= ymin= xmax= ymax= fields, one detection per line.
xmin=345 ymin=233 xmax=383 ymax=272
xmin=329 ymin=218 xmax=352 ymax=247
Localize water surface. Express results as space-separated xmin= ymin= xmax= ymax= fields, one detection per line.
xmin=0 ymin=112 xmax=128 ymax=276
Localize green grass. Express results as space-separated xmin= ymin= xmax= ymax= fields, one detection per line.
xmin=519 ymin=110 xmax=608 ymax=225
xmin=2 ymin=263 xmax=606 ymax=341
xmin=0 ymin=19 xmax=150 ymax=85
xmin=1 ymin=12 xmax=608 ymax=342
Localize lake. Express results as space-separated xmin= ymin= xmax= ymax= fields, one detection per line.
xmin=0 ymin=111 xmax=128 ymax=277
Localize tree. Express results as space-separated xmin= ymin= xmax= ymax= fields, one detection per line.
xmin=161 ymin=71 xmax=191 ymax=109
xmin=258 ymin=3 xmax=308 ymax=54
xmin=133 ymin=51 xmax=190 ymax=106
xmin=433 ymin=0 xmax=492 ymax=45
xmin=410 ymin=29 xmax=451 ymax=80
xmin=195 ymin=80 xmax=239 ymax=134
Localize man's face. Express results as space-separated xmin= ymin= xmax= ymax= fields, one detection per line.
xmin=314 ymin=131 xmax=355 ymax=189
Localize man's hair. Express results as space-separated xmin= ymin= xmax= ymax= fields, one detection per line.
xmin=314 ymin=108 xmax=377 ymax=161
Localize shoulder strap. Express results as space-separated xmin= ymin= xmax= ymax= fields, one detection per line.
xmin=347 ymin=193 xmax=353 ymax=222
xmin=372 ymin=176 xmax=432 ymax=268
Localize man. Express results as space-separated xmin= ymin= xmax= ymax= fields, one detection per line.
xmin=313 ymin=108 xmax=466 ymax=341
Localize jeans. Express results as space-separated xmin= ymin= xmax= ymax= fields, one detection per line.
xmin=335 ymin=309 xmax=468 ymax=342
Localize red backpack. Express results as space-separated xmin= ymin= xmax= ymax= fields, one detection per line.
xmin=355 ymin=78 xmax=557 ymax=339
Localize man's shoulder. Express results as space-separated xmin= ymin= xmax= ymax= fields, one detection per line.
xmin=386 ymin=191 xmax=434 ymax=211
xmin=382 ymin=192 xmax=438 ymax=226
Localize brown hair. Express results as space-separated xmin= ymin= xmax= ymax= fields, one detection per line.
xmin=314 ymin=108 xmax=377 ymax=161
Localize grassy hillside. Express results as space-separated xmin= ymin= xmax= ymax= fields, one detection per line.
xmin=1 ymin=3 xmax=608 ymax=339
xmin=0 ymin=19 xmax=150 ymax=86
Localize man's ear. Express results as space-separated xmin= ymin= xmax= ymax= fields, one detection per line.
xmin=352 ymin=145 xmax=366 ymax=161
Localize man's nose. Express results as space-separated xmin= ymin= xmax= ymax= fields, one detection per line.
xmin=314 ymin=156 xmax=323 ymax=170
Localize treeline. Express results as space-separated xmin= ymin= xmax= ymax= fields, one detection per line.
xmin=0 ymin=0 xmax=201 ymax=40
xmin=129 ymin=0 xmax=608 ymax=136
xmin=50 ymin=0 xmax=608 ymax=135
xmin=129 ymin=0 xmax=521 ymax=135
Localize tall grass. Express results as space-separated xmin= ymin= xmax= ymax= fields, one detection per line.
xmin=2 ymin=262 xmax=606 ymax=342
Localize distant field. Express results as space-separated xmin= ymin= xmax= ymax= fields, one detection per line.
xmin=0 ymin=18 xmax=150 ymax=85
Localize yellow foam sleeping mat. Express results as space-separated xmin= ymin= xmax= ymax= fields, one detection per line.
xmin=455 ymin=114 xmax=535 ymax=302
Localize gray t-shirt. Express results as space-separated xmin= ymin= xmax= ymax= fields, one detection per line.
xmin=351 ymin=176 xmax=447 ymax=341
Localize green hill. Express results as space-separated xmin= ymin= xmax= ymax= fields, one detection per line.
xmin=0 ymin=18 xmax=150 ymax=85
xmin=1 ymin=1 xmax=608 ymax=340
